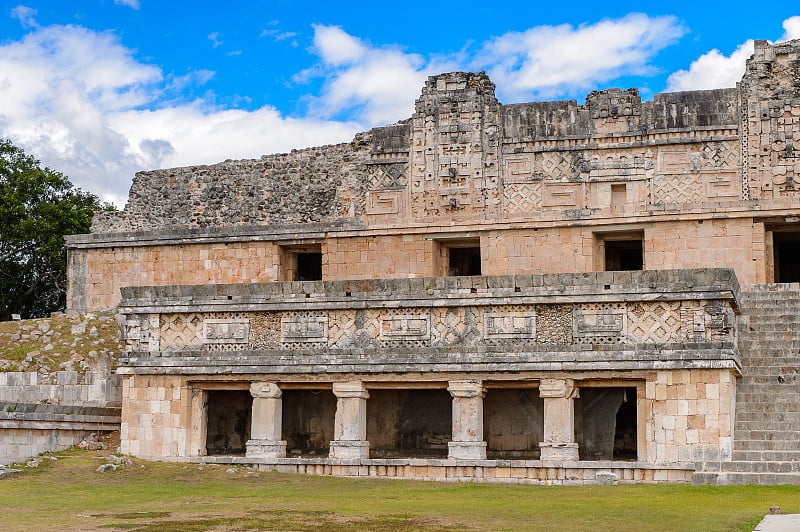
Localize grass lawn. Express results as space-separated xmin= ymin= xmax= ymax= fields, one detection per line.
xmin=0 ymin=447 xmax=798 ymax=531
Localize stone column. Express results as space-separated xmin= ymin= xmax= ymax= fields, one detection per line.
xmin=539 ymin=378 xmax=580 ymax=461
xmin=447 ymin=380 xmax=487 ymax=460
xmin=329 ymin=381 xmax=370 ymax=459
xmin=245 ymin=381 xmax=286 ymax=458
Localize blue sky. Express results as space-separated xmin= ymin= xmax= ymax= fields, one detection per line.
xmin=1 ymin=1 xmax=799 ymax=206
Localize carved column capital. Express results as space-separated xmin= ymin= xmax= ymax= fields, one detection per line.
xmin=539 ymin=378 xmax=577 ymax=399
xmin=250 ymin=381 xmax=281 ymax=399
xmin=332 ymin=381 xmax=369 ymax=399
xmin=447 ymin=380 xmax=486 ymax=398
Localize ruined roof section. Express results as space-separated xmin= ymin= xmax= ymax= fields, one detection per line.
xmin=91 ymin=140 xmax=373 ymax=233
xmin=90 ymin=61 xmax=756 ymax=234
xmin=501 ymin=87 xmax=738 ymax=142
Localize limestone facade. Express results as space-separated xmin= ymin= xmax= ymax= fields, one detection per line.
xmin=65 ymin=39 xmax=800 ymax=484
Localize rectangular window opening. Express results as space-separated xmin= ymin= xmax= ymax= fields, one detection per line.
xmin=597 ymin=231 xmax=644 ymax=271
xmin=280 ymin=243 xmax=323 ymax=281
xmin=436 ymin=238 xmax=481 ymax=276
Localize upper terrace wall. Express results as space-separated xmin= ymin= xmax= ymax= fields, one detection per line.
xmin=68 ymin=40 xmax=800 ymax=310
xmin=89 ymin=41 xmax=800 ymax=236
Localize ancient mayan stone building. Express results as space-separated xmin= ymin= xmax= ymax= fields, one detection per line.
xmin=65 ymin=39 xmax=800 ymax=484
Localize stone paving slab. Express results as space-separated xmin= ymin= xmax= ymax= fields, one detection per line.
xmin=753 ymin=514 xmax=800 ymax=531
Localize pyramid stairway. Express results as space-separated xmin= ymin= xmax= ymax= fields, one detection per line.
xmin=693 ymin=284 xmax=800 ymax=484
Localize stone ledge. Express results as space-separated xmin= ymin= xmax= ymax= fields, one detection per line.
xmin=118 ymin=269 xmax=740 ymax=312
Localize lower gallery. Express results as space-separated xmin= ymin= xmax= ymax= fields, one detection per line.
xmin=117 ymin=271 xmax=739 ymax=484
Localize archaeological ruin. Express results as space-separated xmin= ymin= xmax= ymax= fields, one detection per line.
xmin=63 ymin=39 xmax=800 ymax=484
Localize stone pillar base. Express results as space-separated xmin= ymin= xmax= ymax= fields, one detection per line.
xmin=448 ymin=441 xmax=487 ymax=460
xmin=329 ymin=440 xmax=369 ymax=459
xmin=539 ymin=442 xmax=579 ymax=461
xmin=246 ymin=439 xmax=286 ymax=459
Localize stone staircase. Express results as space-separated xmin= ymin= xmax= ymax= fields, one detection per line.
xmin=694 ymin=284 xmax=800 ymax=484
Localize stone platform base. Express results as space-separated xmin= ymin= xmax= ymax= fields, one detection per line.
xmin=197 ymin=456 xmax=694 ymax=485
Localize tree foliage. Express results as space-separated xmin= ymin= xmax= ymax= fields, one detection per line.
xmin=0 ymin=139 xmax=112 ymax=320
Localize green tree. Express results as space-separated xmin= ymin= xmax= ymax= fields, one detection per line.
xmin=0 ymin=139 xmax=112 ymax=320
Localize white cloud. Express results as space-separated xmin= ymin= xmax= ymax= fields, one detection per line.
xmin=0 ymin=24 xmax=361 ymax=206
xmin=312 ymin=25 xmax=367 ymax=66
xmin=208 ymin=32 xmax=223 ymax=48
xmin=10 ymin=5 xmax=38 ymax=28
xmin=781 ymin=16 xmax=800 ymax=41
xmin=114 ymin=0 xmax=140 ymax=9
xmin=666 ymin=16 xmax=800 ymax=93
xmin=474 ymin=14 xmax=686 ymax=100
xmin=298 ymin=25 xmax=457 ymax=125
xmin=665 ymin=41 xmax=753 ymax=92
xmin=300 ymin=16 xmax=684 ymax=125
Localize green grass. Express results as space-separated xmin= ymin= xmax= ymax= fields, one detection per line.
xmin=1 ymin=449 xmax=798 ymax=531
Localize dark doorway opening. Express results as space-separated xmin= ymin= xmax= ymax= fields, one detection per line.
xmin=367 ymin=389 xmax=452 ymax=458
xmin=484 ymin=388 xmax=544 ymax=459
xmin=575 ymin=386 xmax=638 ymax=461
xmin=449 ymin=247 xmax=481 ymax=276
xmin=281 ymin=389 xmax=335 ymax=457
xmin=296 ymin=252 xmax=323 ymax=281
xmin=774 ymin=232 xmax=800 ymax=283
xmin=205 ymin=390 xmax=252 ymax=455
xmin=605 ymin=240 xmax=643 ymax=271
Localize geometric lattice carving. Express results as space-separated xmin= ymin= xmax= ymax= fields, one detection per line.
xmin=626 ymin=301 xmax=683 ymax=343
xmin=503 ymin=183 xmax=542 ymax=216
xmin=700 ymin=141 xmax=738 ymax=169
xmin=651 ymin=175 xmax=703 ymax=205
xmin=539 ymin=152 xmax=573 ymax=180
xmin=367 ymin=162 xmax=407 ymax=190
xmin=160 ymin=314 xmax=204 ymax=351
xmin=147 ymin=298 xmax=734 ymax=355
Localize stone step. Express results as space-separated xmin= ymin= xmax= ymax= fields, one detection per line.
xmin=735 ymin=412 xmax=800 ymax=423
xmin=733 ymin=439 xmax=800 ymax=451
xmin=692 ymin=471 xmax=800 ymax=485
xmin=736 ymin=408 xmax=800 ymax=417
xmin=735 ymin=421 xmax=800 ymax=431
xmin=737 ymin=385 xmax=800 ymax=395
xmin=733 ymin=431 xmax=800 ymax=443
xmin=732 ymin=450 xmax=800 ymax=461
xmin=734 ymin=395 xmax=800 ymax=405
xmin=737 ymin=368 xmax=800 ymax=376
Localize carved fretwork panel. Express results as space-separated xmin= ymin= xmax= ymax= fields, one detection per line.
xmin=367 ymin=162 xmax=407 ymax=190
xmin=137 ymin=298 xmax=734 ymax=355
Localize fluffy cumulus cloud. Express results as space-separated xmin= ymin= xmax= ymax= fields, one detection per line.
xmin=666 ymin=16 xmax=800 ymax=92
xmin=297 ymin=25 xmax=457 ymax=125
xmin=300 ymin=16 xmax=685 ymax=123
xmin=4 ymin=13 xmax=796 ymax=207
xmin=473 ymin=14 xmax=686 ymax=100
xmin=0 ymin=23 xmax=360 ymax=206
